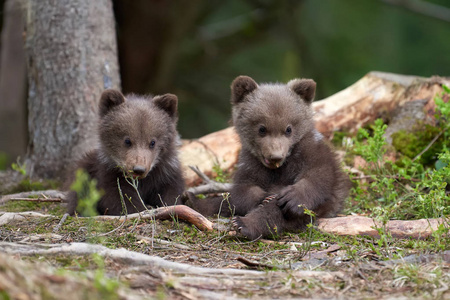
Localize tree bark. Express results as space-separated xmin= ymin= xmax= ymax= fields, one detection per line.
xmin=22 ymin=0 xmax=120 ymax=179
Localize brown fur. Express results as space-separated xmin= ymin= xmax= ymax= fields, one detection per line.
xmin=66 ymin=89 xmax=185 ymax=215
xmin=188 ymin=76 xmax=350 ymax=240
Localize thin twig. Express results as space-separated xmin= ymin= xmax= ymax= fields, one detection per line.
xmin=10 ymin=198 xmax=62 ymax=202
xmin=412 ymin=129 xmax=445 ymax=161
xmin=188 ymin=165 xmax=213 ymax=183
xmin=53 ymin=213 xmax=69 ymax=233
xmin=186 ymin=165 xmax=232 ymax=195
xmin=0 ymin=190 xmax=67 ymax=205
xmin=136 ymin=235 xmax=191 ymax=250
xmin=351 ymin=175 xmax=421 ymax=182
xmin=95 ymin=215 xmax=128 ymax=237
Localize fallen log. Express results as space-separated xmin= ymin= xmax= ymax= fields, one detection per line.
xmin=317 ymin=216 xmax=447 ymax=239
xmin=179 ymin=72 xmax=450 ymax=186
xmin=179 ymin=126 xmax=240 ymax=186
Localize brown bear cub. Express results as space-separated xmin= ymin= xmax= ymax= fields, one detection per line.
xmin=66 ymin=89 xmax=185 ymax=215
xmin=228 ymin=76 xmax=350 ymax=239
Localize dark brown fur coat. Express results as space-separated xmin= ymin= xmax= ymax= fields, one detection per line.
xmin=188 ymin=76 xmax=350 ymax=240
xmin=66 ymin=90 xmax=184 ymax=215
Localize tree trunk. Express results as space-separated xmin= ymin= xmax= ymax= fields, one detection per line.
xmin=22 ymin=0 xmax=120 ymax=179
xmin=0 ymin=0 xmax=27 ymax=166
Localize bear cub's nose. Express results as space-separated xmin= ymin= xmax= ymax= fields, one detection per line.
xmin=132 ymin=166 xmax=146 ymax=176
xmin=266 ymin=155 xmax=284 ymax=168
xmin=269 ymin=155 xmax=283 ymax=165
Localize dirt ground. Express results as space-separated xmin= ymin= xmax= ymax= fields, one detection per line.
xmin=0 ymin=203 xmax=449 ymax=299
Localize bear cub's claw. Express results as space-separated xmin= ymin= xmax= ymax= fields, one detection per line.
xmin=232 ymin=216 xmax=262 ymax=241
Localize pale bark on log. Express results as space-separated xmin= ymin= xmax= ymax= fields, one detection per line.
xmin=179 ymin=72 xmax=450 ymax=186
xmin=317 ymin=216 xmax=447 ymax=239
xmin=22 ymin=0 xmax=120 ymax=179
xmin=179 ymin=127 xmax=240 ymax=186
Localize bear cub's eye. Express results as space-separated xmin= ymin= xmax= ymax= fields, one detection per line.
xmin=285 ymin=126 xmax=292 ymax=136
xmin=124 ymin=138 xmax=132 ymax=147
xmin=258 ymin=125 xmax=267 ymax=136
xmin=149 ymin=140 xmax=156 ymax=149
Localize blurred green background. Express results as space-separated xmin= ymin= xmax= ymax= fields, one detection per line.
xmin=112 ymin=0 xmax=450 ymax=138
xmin=1 ymin=0 xmax=449 ymax=143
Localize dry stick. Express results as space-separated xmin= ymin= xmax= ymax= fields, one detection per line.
xmin=186 ymin=165 xmax=232 ymax=195
xmin=412 ymin=129 xmax=445 ymax=161
xmin=94 ymin=205 xmax=214 ymax=231
xmin=351 ymin=175 xmax=421 ymax=182
xmin=0 ymin=190 xmax=67 ymax=204
xmin=53 ymin=213 xmax=69 ymax=233
xmin=10 ymin=198 xmax=62 ymax=202
xmin=136 ymin=235 xmax=191 ymax=250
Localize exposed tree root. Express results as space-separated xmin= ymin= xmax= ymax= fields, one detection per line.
xmin=0 ymin=241 xmax=344 ymax=279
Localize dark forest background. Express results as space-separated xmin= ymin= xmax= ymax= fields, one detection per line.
xmin=113 ymin=0 xmax=450 ymax=138
xmin=0 ymin=0 xmax=449 ymax=168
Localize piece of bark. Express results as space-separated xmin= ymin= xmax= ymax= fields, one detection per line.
xmin=179 ymin=72 xmax=450 ymax=186
xmin=317 ymin=216 xmax=446 ymax=239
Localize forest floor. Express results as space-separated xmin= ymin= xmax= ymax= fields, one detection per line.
xmin=0 ymin=199 xmax=449 ymax=300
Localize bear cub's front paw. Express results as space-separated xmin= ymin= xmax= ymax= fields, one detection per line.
xmin=232 ymin=216 xmax=262 ymax=240
xmin=276 ymin=186 xmax=305 ymax=217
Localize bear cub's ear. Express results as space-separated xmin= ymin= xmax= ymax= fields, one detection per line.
xmin=231 ymin=75 xmax=258 ymax=105
xmin=153 ymin=93 xmax=178 ymax=120
xmin=287 ymin=79 xmax=316 ymax=104
xmin=99 ymin=89 xmax=126 ymax=117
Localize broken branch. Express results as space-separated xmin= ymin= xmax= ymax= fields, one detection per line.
xmin=93 ymin=205 xmax=214 ymax=231
xmin=0 ymin=190 xmax=67 ymax=204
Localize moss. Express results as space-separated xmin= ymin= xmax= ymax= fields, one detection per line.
xmin=391 ymin=124 xmax=446 ymax=166
xmin=2 ymin=200 xmax=65 ymax=215
xmin=7 ymin=178 xmax=60 ymax=194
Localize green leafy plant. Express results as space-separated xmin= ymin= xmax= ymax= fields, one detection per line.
xmin=11 ymin=158 xmax=26 ymax=175
xmin=91 ymin=254 xmax=121 ymax=299
xmin=348 ymin=86 xmax=450 ymax=223
xmin=71 ymin=169 xmax=103 ymax=217
xmin=212 ymin=163 xmax=230 ymax=183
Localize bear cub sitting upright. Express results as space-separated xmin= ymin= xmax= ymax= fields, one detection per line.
xmin=228 ymin=75 xmax=350 ymax=239
xmin=66 ymin=89 xmax=185 ymax=215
